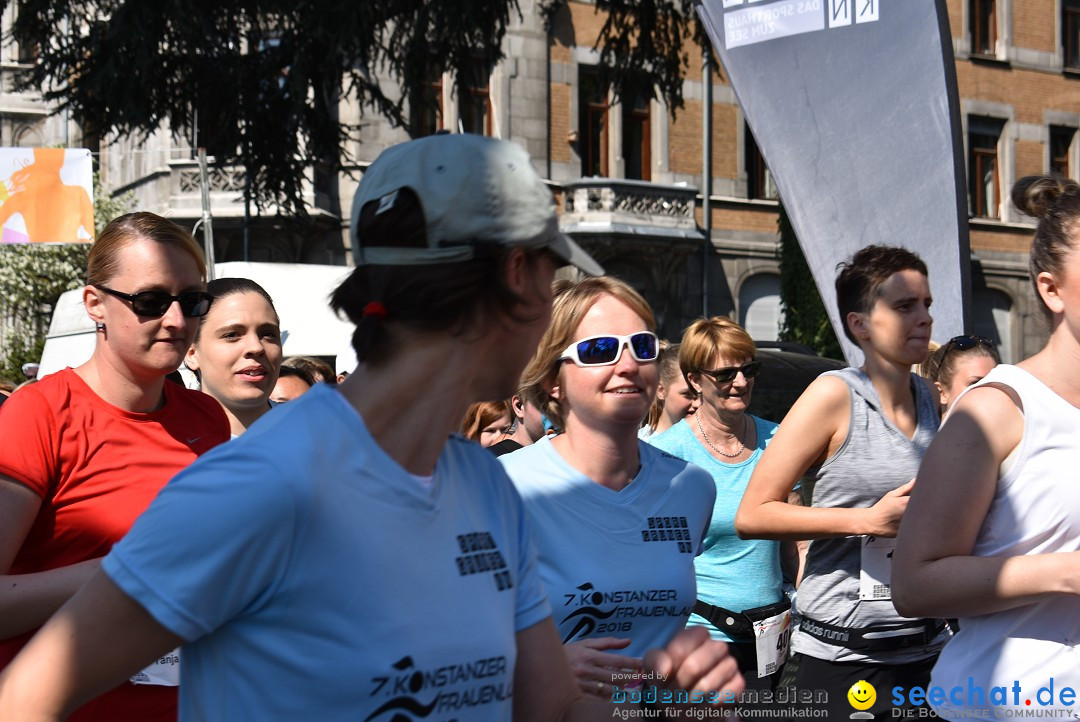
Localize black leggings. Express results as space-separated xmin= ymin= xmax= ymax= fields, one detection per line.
xmin=726 ymin=640 xmax=786 ymax=712
xmin=787 ymin=652 xmax=938 ymax=720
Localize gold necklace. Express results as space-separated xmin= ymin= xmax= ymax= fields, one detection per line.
xmin=697 ymin=413 xmax=748 ymax=458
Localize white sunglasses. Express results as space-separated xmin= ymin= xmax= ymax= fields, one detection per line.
xmin=559 ymin=332 xmax=660 ymax=367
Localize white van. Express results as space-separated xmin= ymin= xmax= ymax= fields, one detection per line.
xmin=38 ymin=262 xmax=355 ymax=379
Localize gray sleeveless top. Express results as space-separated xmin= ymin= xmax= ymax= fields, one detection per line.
xmin=792 ymin=367 xmax=948 ymax=663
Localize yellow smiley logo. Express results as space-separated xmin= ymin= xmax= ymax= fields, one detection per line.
xmin=847 ymin=680 xmax=876 ymax=711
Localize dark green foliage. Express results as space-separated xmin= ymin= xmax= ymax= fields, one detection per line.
xmin=0 ymin=243 xmax=90 ymax=379
xmin=777 ymin=202 xmax=842 ymax=359
xmin=5 ymin=0 xmax=701 ymax=214
xmin=0 ymin=333 xmax=44 ymax=385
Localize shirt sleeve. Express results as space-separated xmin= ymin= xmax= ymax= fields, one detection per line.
xmin=0 ymin=385 xmax=59 ymax=496
xmin=510 ymin=485 xmax=553 ymax=632
xmin=102 ymin=443 xmax=302 ymax=641
xmin=686 ymin=463 xmax=716 ymax=557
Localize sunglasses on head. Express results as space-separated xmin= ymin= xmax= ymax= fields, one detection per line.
xmin=943 ymin=334 xmax=995 ymax=352
xmin=94 ymin=285 xmax=213 ymax=318
xmin=560 ymin=332 xmax=659 ymax=367
xmin=940 ymin=334 xmax=998 ymax=363
xmin=699 ymin=360 xmax=761 ymax=384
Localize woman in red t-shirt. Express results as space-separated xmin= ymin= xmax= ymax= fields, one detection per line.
xmin=0 ymin=212 xmax=230 ymax=721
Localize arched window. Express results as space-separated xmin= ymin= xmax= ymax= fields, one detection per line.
xmin=13 ymin=124 xmax=43 ymax=148
xmin=972 ymin=288 xmax=1013 ymax=363
xmin=738 ymin=273 xmax=784 ymax=342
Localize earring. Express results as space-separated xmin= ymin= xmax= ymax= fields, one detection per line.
xmin=95 ymin=322 xmax=105 ymax=332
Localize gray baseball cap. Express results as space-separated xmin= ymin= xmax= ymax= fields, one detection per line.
xmin=350 ymin=134 xmax=603 ymax=276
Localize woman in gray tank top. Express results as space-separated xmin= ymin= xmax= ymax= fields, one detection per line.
xmin=735 ymin=245 xmax=947 ymax=720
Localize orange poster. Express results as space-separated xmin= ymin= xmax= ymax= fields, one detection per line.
xmin=0 ymin=148 xmax=95 ymax=244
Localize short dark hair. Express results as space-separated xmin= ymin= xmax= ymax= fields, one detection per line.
xmin=283 ymin=356 xmax=334 ymax=385
xmin=835 ymin=245 xmax=928 ymax=345
xmin=196 ymin=277 xmax=278 ymax=343
xmin=278 ymin=364 xmax=315 ymax=388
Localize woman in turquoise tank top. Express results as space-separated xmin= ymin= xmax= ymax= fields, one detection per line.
xmin=649 ymin=317 xmax=793 ymax=694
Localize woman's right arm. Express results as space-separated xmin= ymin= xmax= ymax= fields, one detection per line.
xmin=0 ymin=569 xmax=183 ymax=721
xmin=735 ymin=375 xmax=915 ymax=541
xmin=0 ymin=475 xmax=100 ymax=639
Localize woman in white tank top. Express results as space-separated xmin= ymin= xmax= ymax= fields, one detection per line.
xmin=892 ymin=175 xmax=1080 ymax=717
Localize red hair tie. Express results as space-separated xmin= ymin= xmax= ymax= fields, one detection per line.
xmin=362 ymin=301 xmax=388 ymax=320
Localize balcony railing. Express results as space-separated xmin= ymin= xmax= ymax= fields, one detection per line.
xmin=561 ymin=178 xmax=699 ymax=236
xmin=108 ymin=157 xmax=335 ymax=220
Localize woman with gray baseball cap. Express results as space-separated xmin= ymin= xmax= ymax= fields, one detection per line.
xmin=0 ymin=134 xmax=741 ymax=721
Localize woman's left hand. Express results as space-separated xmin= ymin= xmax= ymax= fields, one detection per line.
xmin=643 ymin=626 xmax=744 ymax=703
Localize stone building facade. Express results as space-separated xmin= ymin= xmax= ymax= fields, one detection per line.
xmin=3 ymin=0 xmax=1077 ymax=359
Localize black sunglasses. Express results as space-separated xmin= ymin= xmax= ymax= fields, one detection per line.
xmin=941 ymin=334 xmax=998 ymax=362
xmin=699 ymin=360 xmax=761 ymax=384
xmin=94 ymin=285 xmax=213 ymax=318
xmin=944 ymin=334 xmax=995 ymax=352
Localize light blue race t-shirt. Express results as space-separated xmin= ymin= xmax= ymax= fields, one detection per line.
xmin=104 ymin=384 xmax=551 ymax=722
xmin=500 ymin=435 xmax=715 ymax=658
xmin=649 ymin=415 xmax=783 ymax=642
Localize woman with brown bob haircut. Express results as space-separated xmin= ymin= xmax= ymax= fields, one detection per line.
xmin=505 ymin=277 xmax=734 ymax=707
xmin=0 ymin=212 xmax=230 ymax=721
xmin=650 ymin=317 xmax=794 ymax=695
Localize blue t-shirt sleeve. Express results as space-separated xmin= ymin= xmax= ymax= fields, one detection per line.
xmin=103 ymin=444 xmax=300 ymax=641
xmin=482 ymin=446 xmax=551 ymax=631
xmin=511 ymin=488 xmax=553 ymax=632
xmin=690 ymin=463 xmax=716 ymax=556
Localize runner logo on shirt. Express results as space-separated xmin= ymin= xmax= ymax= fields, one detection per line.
xmin=558 ymin=581 xmax=689 ymax=642
xmin=366 ymin=655 xmax=512 ymax=720
xmin=641 ymin=515 xmax=694 ymax=553
xmin=454 ymin=531 xmax=513 ymax=592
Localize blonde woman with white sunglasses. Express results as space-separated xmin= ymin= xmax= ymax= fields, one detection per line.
xmin=504 ymin=277 xmax=736 ymax=709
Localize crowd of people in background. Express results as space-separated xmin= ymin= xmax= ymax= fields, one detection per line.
xmin=0 ymin=134 xmax=1077 ymax=721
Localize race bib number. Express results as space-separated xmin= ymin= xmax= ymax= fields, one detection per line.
xmin=130 ymin=648 xmax=181 ymax=686
xmin=859 ymin=535 xmax=895 ymax=601
xmin=752 ymin=609 xmax=792 ymax=678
